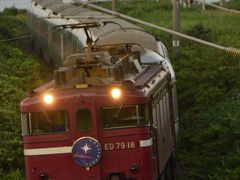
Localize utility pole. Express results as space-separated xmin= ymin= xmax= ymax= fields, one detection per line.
xmin=61 ymin=33 xmax=64 ymax=63
xmin=112 ymin=0 xmax=118 ymax=12
xmin=202 ymin=0 xmax=205 ymax=11
xmin=220 ymin=0 xmax=224 ymax=7
xmin=173 ymin=0 xmax=180 ymax=53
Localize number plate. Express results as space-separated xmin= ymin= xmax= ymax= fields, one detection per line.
xmin=104 ymin=141 xmax=136 ymax=151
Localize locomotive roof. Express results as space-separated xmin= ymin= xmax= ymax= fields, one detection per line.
xmin=31 ymin=63 xmax=169 ymax=98
xmin=32 ymin=0 xmax=158 ymax=52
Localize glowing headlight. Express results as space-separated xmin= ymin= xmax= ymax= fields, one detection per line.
xmin=111 ymin=88 xmax=121 ymax=99
xmin=43 ymin=94 xmax=53 ymax=104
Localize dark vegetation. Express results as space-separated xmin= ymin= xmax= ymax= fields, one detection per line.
xmin=0 ymin=8 xmax=43 ymax=179
xmin=0 ymin=0 xmax=240 ymax=179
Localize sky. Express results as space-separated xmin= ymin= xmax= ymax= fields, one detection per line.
xmin=0 ymin=0 xmax=31 ymax=11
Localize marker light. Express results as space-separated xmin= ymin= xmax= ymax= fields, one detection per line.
xmin=111 ymin=88 xmax=121 ymax=99
xmin=43 ymin=94 xmax=53 ymax=104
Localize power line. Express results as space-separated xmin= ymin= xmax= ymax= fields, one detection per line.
xmin=0 ymin=34 xmax=34 ymax=42
xmin=0 ymin=31 xmax=52 ymax=42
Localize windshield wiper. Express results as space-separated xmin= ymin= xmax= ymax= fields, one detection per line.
xmin=113 ymin=104 xmax=123 ymax=121
xmin=41 ymin=109 xmax=52 ymax=123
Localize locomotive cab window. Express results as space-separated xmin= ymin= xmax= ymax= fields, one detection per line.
xmin=77 ymin=109 xmax=92 ymax=131
xmin=21 ymin=110 xmax=68 ymax=135
xmin=101 ymin=104 xmax=149 ymax=129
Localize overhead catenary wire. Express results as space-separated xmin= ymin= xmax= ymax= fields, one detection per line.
xmin=3 ymin=0 xmax=71 ymax=37
xmin=74 ymin=0 xmax=240 ymax=56
xmin=0 ymin=34 xmax=37 ymax=42
xmin=0 ymin=30 xmax=54 ymax=42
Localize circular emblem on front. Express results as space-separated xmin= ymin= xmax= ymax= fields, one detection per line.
xmin=72 ymin=137 xmax=102 ymax=168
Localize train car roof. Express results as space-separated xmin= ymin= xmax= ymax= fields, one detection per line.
xmin=32 ymin=0 xmax=159 ymax=52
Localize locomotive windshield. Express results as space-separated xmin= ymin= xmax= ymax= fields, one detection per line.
xmin=101 ymin=104 xmax=149 ymax=129
xmin=21 ymin=110 xmax=68 ymax=135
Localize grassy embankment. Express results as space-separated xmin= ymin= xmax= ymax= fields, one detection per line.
xmin=102 ymin=0 xmax=240 ymax=179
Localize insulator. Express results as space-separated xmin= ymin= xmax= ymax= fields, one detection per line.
xmin=226 ymin=47 xmax=240 ymax=56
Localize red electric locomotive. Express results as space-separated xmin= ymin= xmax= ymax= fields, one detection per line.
xmin=21 ymin=0 xmax=178 ymax=179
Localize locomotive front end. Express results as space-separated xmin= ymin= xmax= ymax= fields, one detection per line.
xmin=21 ymin=83 xmax=154 ymax=179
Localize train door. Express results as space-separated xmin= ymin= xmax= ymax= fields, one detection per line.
xmin=151 ymin=76 xmax=175 ymax=178
xmin=71 ymin=99 xmax=102 ymax=179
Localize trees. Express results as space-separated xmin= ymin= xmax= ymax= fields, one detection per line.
xmin=174 ymin=24 xmax=240 ymax=179
xmin=0 ymin=8 xmax=42 ymax=179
